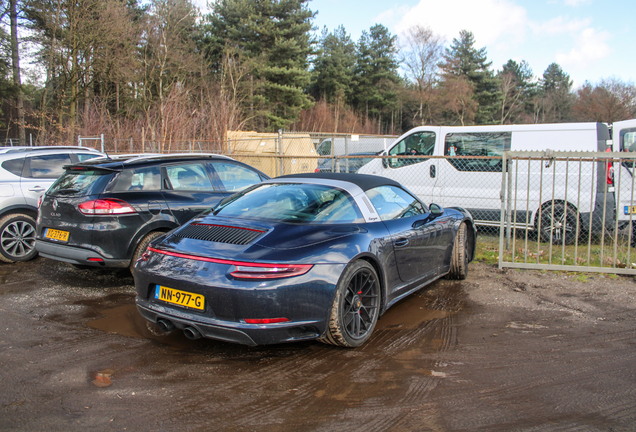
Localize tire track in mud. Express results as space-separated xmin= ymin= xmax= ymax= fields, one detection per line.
xmin=170 ymin=282 xmax=467 ymax=431
xmin=424 ymin=318 xmax=636 ymax=431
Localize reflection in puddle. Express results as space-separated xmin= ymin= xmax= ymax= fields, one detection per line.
xmin=87 ymin=304 xmax=195 ymax=349
xmin=92 ymin=369 xmax=114 ymax=387
xmin=377 ymin=295 xmax=451 ymax=330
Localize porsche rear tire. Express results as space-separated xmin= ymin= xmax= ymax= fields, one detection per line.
xmin=447 ymin=222 xmax=468 ymax=280
xmin=321 ymin=260 xmax=380 ymax=348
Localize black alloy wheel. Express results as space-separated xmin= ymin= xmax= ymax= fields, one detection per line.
xmin=322 ymin=260 xmax=380 ymax=348
xmin=0 ymin=213 xmax=37 ymax=263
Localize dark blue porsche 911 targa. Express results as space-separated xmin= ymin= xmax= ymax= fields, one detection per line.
xmin=134 ymin=173 xmax=476 ymax=348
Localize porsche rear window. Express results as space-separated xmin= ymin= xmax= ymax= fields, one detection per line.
xmin=214 ymin=183 xmax=364 ymax=224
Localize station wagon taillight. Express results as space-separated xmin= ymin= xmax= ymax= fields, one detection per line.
xmin=78 ymin=199 xmax=137 ymax=215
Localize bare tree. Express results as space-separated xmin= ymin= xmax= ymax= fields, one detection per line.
xmin=400 ymin=25 xmax=443 ymax=125
xmin=9 ymin=0 xmax=25 ymax=144
xmin=573 ymin=78 xmax=636 ymax=123
xmin=441 ymin=77 xmax=477 ymax=126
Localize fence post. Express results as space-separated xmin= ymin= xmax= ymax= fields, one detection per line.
xmin=130 ymin=137 xmax=133 ymax=152
xmin=78 ymin=135 xmax=82 ymax=147
xmin=278 ymin=129 xmax=284 ymax=176
xmin=499 ymin=151 xmax=508 ymax=269
xmin=506 ymin=157 xmax=513 ymax=251
xmin=345 ymin=136 xmax=350 ymax=173
xmin=142 ymin=127 xmax=145 ymax=153
xmin=101 ymin=134 xmax=104 ymax=153
xmin=330 ymin=135 xmax=335 ymax=172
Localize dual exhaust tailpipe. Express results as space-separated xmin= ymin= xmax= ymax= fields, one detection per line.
xmin=156 ymin=318 xmax=202 ymax=340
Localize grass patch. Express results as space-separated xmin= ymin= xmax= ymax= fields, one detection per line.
xmin=476 ymin=231 xmax=636 ymax=271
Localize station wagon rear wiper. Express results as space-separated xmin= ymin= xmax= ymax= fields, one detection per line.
xmin=55 ymin=188 xmax=80 ymax=194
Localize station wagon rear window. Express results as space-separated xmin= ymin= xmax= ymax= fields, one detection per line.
xmin=49 ymin=170 xmax=113 ymax=196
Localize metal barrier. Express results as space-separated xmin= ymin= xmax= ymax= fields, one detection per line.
xmin=498 ymin=151 xmax=636 ymax=275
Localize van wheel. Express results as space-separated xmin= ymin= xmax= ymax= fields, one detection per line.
xmin=130 ymin=231 xmax=164 ymax=272
xmin=538 ymin=203 xmax=578 ymax=245
xmin=0 ymin=213 xmax=37 ymax=263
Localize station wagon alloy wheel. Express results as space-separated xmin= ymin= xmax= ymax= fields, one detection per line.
xmin=0 ymin=214 xmax=37 ymax=262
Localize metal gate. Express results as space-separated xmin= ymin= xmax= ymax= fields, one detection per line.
xmin=499 ymin=150 xmax=636 ymax=275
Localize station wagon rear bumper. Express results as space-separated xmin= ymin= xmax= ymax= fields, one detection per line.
xmin=35 ymin=239 xmax=129 ymax=267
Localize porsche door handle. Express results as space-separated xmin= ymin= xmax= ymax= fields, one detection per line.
xmin=394 ymin=238 xmax=409 ymax=247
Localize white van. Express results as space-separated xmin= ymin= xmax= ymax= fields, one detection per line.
xmin=358 ymin=121 xmax=636 ymax=242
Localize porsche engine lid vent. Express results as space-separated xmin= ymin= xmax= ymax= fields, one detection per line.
xmin=175 ymin=223 xmax=265 ymax=245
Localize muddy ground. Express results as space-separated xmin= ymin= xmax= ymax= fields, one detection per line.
xmin=1 ymin=257 xmax=635 ymax=431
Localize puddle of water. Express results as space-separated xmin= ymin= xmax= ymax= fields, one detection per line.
xmin=87 ymin=304 xmax=194 ymax=349
xmin=376 ymin=282 xmax=464 ymax=330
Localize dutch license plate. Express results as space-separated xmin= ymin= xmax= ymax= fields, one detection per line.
xmin=155 ymin=285 xmax=204 ymax=310
xmin=625 ymin=206 xmax=636 ymax=215
xmin=45 ymin=228 xmax=69 ymax=242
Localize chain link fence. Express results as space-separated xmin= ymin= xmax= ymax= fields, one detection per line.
xmin=54 ymin=130 xmax=636 ymax=274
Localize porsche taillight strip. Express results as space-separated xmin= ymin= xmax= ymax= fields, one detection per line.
xmin=147 ymin=247 xmax=312 ymax=279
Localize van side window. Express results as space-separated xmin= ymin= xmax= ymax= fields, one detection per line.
xmin=388 ymin=132 xmax=436 ymax=168
xmin=445 ymin=132 xmax=511 ymax=172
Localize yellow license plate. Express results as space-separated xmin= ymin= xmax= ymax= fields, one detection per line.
xmin=45 ymin=228 xmax=69 ymax=242
xmin=155 ymin=285 xmax=204 ymax=311
xmin=625 ymin=206 xmax=636 ymax=215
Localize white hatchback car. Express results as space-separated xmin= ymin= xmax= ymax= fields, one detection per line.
xmin=0 ymin=146 xmax=104 ymax=262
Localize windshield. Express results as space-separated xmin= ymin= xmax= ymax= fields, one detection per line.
xmin=214 ymin=183 xmax=364 ymax=224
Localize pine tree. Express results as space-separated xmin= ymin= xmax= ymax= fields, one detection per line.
xmin=497 ymin=59 xmax=536 ymax=124
xmin=310 ymin=26 xmax=356 ymax=132
xmin=310 ymin=26 xmax=355 ymax=104
xmin=352 ymin=24 xmax=401 ymax=132
xmin=540 ymin=62 xmax=573 ymax=122
xmin=203 ymin=0 xmax=315 ymax=130
xmin=439 ymin=30 xmax=500 ymax=125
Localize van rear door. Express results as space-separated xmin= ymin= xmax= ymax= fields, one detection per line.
xmin=612 ymin=119 xmax=636 ymax=223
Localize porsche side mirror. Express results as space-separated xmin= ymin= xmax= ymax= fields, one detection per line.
xmin=430 ymin=203 xmax=443 ymax=216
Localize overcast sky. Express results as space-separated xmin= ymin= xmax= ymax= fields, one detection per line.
xmin=194 ymin=0 xmax=634 ymax=88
